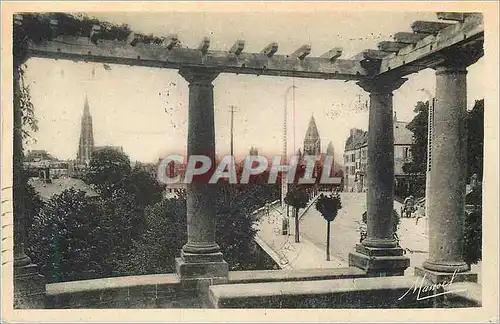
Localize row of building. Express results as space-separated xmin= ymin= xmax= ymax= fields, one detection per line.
xmin=342 ymin=112 xmax=414 ymax=194
xmin=24 ymin=95 xmax=124 ymax=181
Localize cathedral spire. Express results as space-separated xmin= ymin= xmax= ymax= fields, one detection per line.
xmin=84 ymin=94 xmax=90 ymax=116
xmin=326 ymin=141 xmax=334 ymax=156
xmin=303 ymin=114 xmax=321 ymax=156
xmin=77 ymin=95 xmax=95 ymax=165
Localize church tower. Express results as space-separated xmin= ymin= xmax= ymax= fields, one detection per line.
xmin=303 ymin=114 xmax=321 ymax=156
xmin=76 ymin=95 xmax=95 ymax=165
xmin=326 ymin=141 xmax=335 ymax=157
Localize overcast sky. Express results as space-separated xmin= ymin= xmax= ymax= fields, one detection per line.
xmin=24 ymin=11 xmax=485 ymax=163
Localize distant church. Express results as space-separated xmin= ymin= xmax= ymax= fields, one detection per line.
xmin=301 ymin=114 xmax=335 ymax=160
xmin=300 ymin=114 xmax=342 ymax=186
xmin=75 ymin=95 xmax=123 ymax=167
xmin=303 ymin=115 xmax=321 ymax=156
xmin=76 ymin=95 xmax=94 ymax=165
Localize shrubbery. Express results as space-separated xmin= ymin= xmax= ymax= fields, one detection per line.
xmin=28 ymin=188 xmax=107 ymax=283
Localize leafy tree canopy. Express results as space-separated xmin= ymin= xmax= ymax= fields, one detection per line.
xmin=85 ymin=148 xmax=132 ymax=197
xmin=315 ymin=193 xmax=342 ymax=222
xmin=284 ymin=186 xmax=309 ymax=210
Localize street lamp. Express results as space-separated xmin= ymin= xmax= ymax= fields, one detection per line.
xmin=282 ymin=85 xmax=298 ymax=234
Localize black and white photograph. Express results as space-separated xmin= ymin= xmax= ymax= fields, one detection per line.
xmin=1 ymin=1 xmax=498 ymax=322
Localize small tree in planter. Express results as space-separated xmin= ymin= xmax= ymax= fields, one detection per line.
xmin=315 ymin=193 xmax=342 ymax=261
xmin=284 ymin=186 xmax=309 ymax=243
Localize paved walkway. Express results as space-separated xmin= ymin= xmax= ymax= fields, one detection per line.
xmin=254 ymin=197 xmax=346 ymax=270
xmin=255 ymin=192 xmax=481 ymax=283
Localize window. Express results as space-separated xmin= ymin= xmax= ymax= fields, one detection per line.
xmin=403 ymin=147 xmax=410 ymax=160
xmin=351 ymin=154 xmax=355 ymax=162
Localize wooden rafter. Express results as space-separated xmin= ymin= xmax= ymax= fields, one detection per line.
xmin=198 ymin=37 xmax=210 ymax=55
xmin=261 ymin=42 xmax=278 ymax=58
xmin=411 ymin=21 xmax=455 ymax=35
xmin=291 ymin=44 xmax=311 ymax=60
xmin=437 ymin=12 xmax=475 ymax=22
xmin=165 ymin=34 xmax=179 ymax=50
xmin=377 ymin=41 xmax=407 ymax=53
xmin=229 ymin=40 xmax=245 ymax=56
xmin=393 ymin=32 xmax=428 ymax=45
xmin=27 ymin=35 xmax=368 ymax=80
xmin=320 ymin=47 xmax=343 ymax=62
xmin=379 ymin=13 xmax=483 ymax=77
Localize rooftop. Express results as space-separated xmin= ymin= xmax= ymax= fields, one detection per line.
xmin=28 ymin=177 xmax=98 ymax=201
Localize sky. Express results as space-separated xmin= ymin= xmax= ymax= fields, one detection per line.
xmin=24 ymin=11 xmax=485 ymax=163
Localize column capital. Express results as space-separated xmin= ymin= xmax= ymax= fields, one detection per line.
xmin=178 ymin=67 xmax=219 ymax=85
xmin=429 ymin=46 xmax=483 ymax=72
xmin=356 ymin=77 xmax=408 ymax=94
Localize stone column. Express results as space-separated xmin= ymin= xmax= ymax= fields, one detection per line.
xmin=348 ymin=77 xmax=410 ymax=276
xmin=175 ymin=68 xmax=228 ymax=287
xmin=415 ymin=58 xmax=478 ymax=283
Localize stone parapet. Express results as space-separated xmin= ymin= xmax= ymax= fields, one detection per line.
xmin=14 ymin=263 xmax=45 ymax=309
xmin=209 ymin=276 xmax=453 ymax=308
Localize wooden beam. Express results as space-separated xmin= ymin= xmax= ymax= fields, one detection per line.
xmin=198 ymin=37 xmax=210 ymax=54
xmin=320 ymin=47 xmax=342 ymax=62
xmin=379 ymin=14 xmax=483 ymax=77
xmin=291 ymin=44 xmax=311 ymax=60
xmin=393 ymin=32 xmax=429 ymax=45
xmin=411 ymin=21 xmax=454 ymax=35
xmin=14 ymin=14 xmax=23 ymax=26
xmin=90 ymin=25 xmax=101 ymax=45
xmin=377 ymin=41 xmax=407 ymax=53
xmin=27 ymin=36 xmax=369 ymax=80
xmin=230 ymin=40 xmax=245 ymax=56
xmin=261 ymin=42 xmax=278 ymax=58
xmin=361 ymin=49 xmax=392 ymax=60
xmin=437 ymin=12 xmax=475 ymax=22
xmin=165 ymin=34 xmax=179 ymax=50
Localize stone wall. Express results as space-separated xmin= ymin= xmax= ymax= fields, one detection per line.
xmin=45 ymin=273 xmax=204 ymax=308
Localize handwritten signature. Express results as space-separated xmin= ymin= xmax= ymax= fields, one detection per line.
xmin=398 ymin=269 xmax=467 ymax=301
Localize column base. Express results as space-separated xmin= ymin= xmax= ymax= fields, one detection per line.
xmin=348 ymin=244 xmax=410 ymax=276
xmin=415 ymin=266 xmax=477 ymax=284
xmin=422 ymin=259 xmax=470 ymax=273
xmin=175 ymin=252 xmax=228 ymax=282
xmin=14 ymin=263 xmax=45 ymax=309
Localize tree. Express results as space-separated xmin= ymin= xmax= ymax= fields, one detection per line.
xmin=118 ymin=193 xmax=187 ymax=275
xmin=403 ymin=101 xmax=429 ymax=197
xmin=121 ymin=182 xmax=280 ymax=275
xmin=123 ymin=165 xmax=164 ymax=208
xmin=27 ymin=189 xmax=107 ymax=283
xmin=284 ymin=186 xmax=310 ymax=243
xmin=315 ymin=193 xmax=342 ymax=261
xmin=85 ymin=148 xmax=132 ymax=197
xmin=466 ymin=99 xmax=484 ymax=180
xmin=464 ymin=185 xmax=482 ymax=266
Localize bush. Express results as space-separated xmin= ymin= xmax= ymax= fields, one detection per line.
xmin=464 ymin=186 xmax=482 ymax=266
xmin=121 ymin=184 xmax=279 ymax=274
xmin=28 ymin=188 xmax=108 ymax=283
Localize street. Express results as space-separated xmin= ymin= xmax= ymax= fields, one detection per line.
xmin=300 ymin=192 xmax=367 ymax=265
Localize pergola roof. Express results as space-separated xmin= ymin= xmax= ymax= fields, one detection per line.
xmin=16 ymin=12 xmax=484 ymax=81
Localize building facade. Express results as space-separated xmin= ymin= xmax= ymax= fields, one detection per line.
xmin=343 ymin=113 xmax=413 ymax=193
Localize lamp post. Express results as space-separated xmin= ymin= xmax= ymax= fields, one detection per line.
xmin=282 ymin=85 xmax=297 ymax=234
